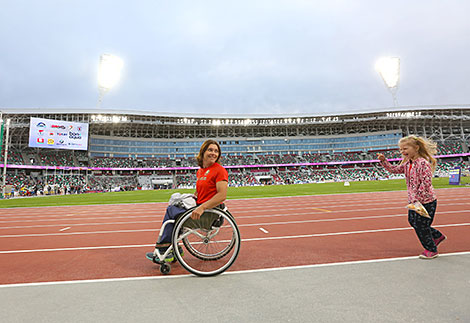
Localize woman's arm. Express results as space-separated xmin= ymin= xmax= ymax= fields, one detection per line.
xmin=191 ymin=181 xmax=228 ymax=219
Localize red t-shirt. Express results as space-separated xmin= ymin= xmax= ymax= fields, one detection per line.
xmin=196 ymin=162 xmax=228 ymax=204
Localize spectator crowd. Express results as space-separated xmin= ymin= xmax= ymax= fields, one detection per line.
xmin=2 ymin=141 xmax=468 ymax=197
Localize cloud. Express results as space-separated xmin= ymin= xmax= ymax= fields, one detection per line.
xmin=1 ymin=0 xmax=470 ymax=114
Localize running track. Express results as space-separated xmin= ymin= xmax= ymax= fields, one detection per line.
xmin=0 ymin=188 xmax=469 ymax=286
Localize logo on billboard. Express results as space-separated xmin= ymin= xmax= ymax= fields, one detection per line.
xmin=69 ymin=132 xmax=82 ymax=140
xmin=56 ymin=140 xmax=66 ymax=146
xmin=37 ymin=138 xmax=45 ymax=144
xmin=51 ymin=125 xmax=66 ymax=129
xmin=77 ymin=126 xmax=82 ymax=131
xmin=38 ymin=130 xmax=45 ymax=135
xmin=69 ymin=125 xmax=74 ymax=130
xmin=57 ymin=132 xmax=68 ymax=136
xmin=37 ymin=122 xmax=46 ymax=128
xmin=49 ymin=132 xmax=54 ymax=136
xmin=47 ymin=139 xmax=55 ymax=145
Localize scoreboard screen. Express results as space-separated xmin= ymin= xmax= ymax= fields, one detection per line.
xmin=28 ymin=117 xmax=89 ymax=151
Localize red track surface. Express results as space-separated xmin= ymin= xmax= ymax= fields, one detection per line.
xmin=1 ymin=188 xmax=469 ymax=285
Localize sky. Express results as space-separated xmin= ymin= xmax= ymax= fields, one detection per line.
xmin=1 ymin=0 xmax=470 ymax=116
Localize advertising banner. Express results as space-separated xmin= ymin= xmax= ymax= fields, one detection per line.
xmin=28 ymin=117 xmax=89 ymax=151
xmin=448 ymin=167 xmax=461 ymax=185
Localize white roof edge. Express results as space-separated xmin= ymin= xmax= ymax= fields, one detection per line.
xmin=1 ymin=104 xmax=469 ymax=119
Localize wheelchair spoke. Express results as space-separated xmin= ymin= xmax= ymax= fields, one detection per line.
xmin=173 ymin=208 xmax=240 ymax=276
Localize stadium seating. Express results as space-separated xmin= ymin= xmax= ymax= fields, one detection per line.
xmin=3 ymin=139 xmax=468 ymax=196
xmin=11 ymin=140 xmax=464 ymax=169
xmin=92 ymin=157 xmax=136 ymax=168
xmin=437 ymin=141 xmax=463 ymax=155
xmin=38 ymin=151 xmax=75 ymax=167
xmin=4 ymin=151 xmax=24 ymax=164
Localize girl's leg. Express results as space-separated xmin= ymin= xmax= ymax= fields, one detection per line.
xmin=423 ymin=200 xmax=444 ymax=240
xmin=408 ymin=200 xmax=439 ymax=252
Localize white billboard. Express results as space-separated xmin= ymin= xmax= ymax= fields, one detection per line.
xmin=28 ymin=117 xmax=89 ymax=151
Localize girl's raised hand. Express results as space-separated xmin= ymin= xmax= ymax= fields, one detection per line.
xmin=377 ymin=153 xmax=386 ymax=161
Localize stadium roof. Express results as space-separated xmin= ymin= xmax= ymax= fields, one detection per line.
xmin=1 ymin=104 xmax=470 ymax=119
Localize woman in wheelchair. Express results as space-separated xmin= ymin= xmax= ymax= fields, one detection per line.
xmin=146 ymin=139 xmax=228 ymax=263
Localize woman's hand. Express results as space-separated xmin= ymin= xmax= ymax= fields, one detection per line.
xmin=377 ymin=153 xmax=386 ymax=162
xmin=191 ymin=205 xmax=205 ymax=220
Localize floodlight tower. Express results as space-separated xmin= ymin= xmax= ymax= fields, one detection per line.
xmin=375 ymin=57 xmax=400 ymax=107
xmin=97 ymin=54 xmax=124 ymax=108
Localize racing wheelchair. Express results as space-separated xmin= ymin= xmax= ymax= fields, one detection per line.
xmin=149 ymin=205 xmax=241 ymax=277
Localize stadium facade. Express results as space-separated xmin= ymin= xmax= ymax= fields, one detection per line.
xmin=1 ymin=105 xmax=469 ymax=193
xmin=3 ymin=105 xmax=470 ymax=157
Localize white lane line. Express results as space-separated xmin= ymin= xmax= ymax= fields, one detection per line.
xmin=59 ymin=227 xmax=71 ymax=232
xmin=1 ymin=222 xmax=469 ymax=254
xmin=0 ymin=215 xmax=162 ymax=224
xmin=0 ymin=220 xmax=159 ymax=230
xmin=243 ymin=222 xmax=470 ymax=242
xmin=239 ymin=208 xmax=469 ymax=221
xmin=0 ymin=229 xmax=159 ymax=238
xmin=225 ymin=251 xmax=470 ymax=276
xmin=0 ymin=244 xmax=154 ymax=254
xmin=2 ymin=200 xmax=469 ymax=222
xmin=1 ymin=251 xmax=469 ymax=289
xmin=1 ymin=211 xmax=469 ymax=237
xmin=0 ymin=208 xmax=470 ymax=230
xmin=259 ymin=227 xmax=269 ymax=234
xmin=237 ymin=211 xmax=470 ymax=228
xmin=0 ymin=187 xmax=466 ymax=213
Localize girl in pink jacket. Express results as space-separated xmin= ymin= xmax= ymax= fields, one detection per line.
xmin=378 ymin=135 xmax=445 ymax=259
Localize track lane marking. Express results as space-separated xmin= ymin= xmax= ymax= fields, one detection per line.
xmin=0 ymin=220 xmax=162 ymax=230
xmin=0 ymin=228 xmax=159 ymax=238
xmin=0 ymin=187 xmax=466 ymax=214
xmin=1 ymin=192 xmax=469 ymax=213
xmin=1 ymin=251 xmax=469 ymax=288
xmin=308 ymin=207 xmax=332 ymax=213
xmin=1 ymin=222 xmax=469 ymax=254
xmin=2 ymin=199 xmax=469 ymax=222
xmin=1 ymin=210 xmax=468 ymax=237
xmin=1 ymin=203 xmax=469 ymax=226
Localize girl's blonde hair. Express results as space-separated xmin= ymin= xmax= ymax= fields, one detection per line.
xmin=399 ymin=135 xmax=437 ymax=171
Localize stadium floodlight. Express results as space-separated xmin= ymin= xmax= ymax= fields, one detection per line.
xmin=97 ymin=54 xmax=124 ymax=108
xmin=375 ymin=57 xmax=400 ymax=107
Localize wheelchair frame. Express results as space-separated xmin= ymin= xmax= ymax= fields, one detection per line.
xmin=151 ymin=205 xmax=241 ymax=276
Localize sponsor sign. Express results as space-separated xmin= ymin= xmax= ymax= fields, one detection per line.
xmin=29 ymin=117 xmax=89 ymax=150
xmin=449 ymin=167 xmax=461 ymax=185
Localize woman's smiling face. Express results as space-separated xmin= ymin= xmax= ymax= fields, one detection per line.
xmin=203 ymin=144 xmax=220 ymax=167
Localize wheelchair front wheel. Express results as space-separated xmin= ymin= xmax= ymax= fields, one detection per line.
xmin=160 ymin=263 xmax=171 ymax=275
xmin=172 ymin=208 xmax=241 ymax=277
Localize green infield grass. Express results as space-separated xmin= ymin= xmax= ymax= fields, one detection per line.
xmin=0 ymin=177 xmax=464 ymax=208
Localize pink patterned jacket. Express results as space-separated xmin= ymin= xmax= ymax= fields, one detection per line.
xmin=380 ymin=157 xmax=437 ymax=204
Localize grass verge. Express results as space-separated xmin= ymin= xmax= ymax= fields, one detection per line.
xmin=0 ymin=177 xmax=464 ymax=208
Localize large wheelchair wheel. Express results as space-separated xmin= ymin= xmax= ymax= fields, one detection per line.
xmin=172 ymin=207 xmax=241 ymax=277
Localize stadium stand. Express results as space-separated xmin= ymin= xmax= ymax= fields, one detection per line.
xmin=0 ymin=106 xmax=469 ymax=197
xmin=5 ymin=150 xmax=24 ymax=165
